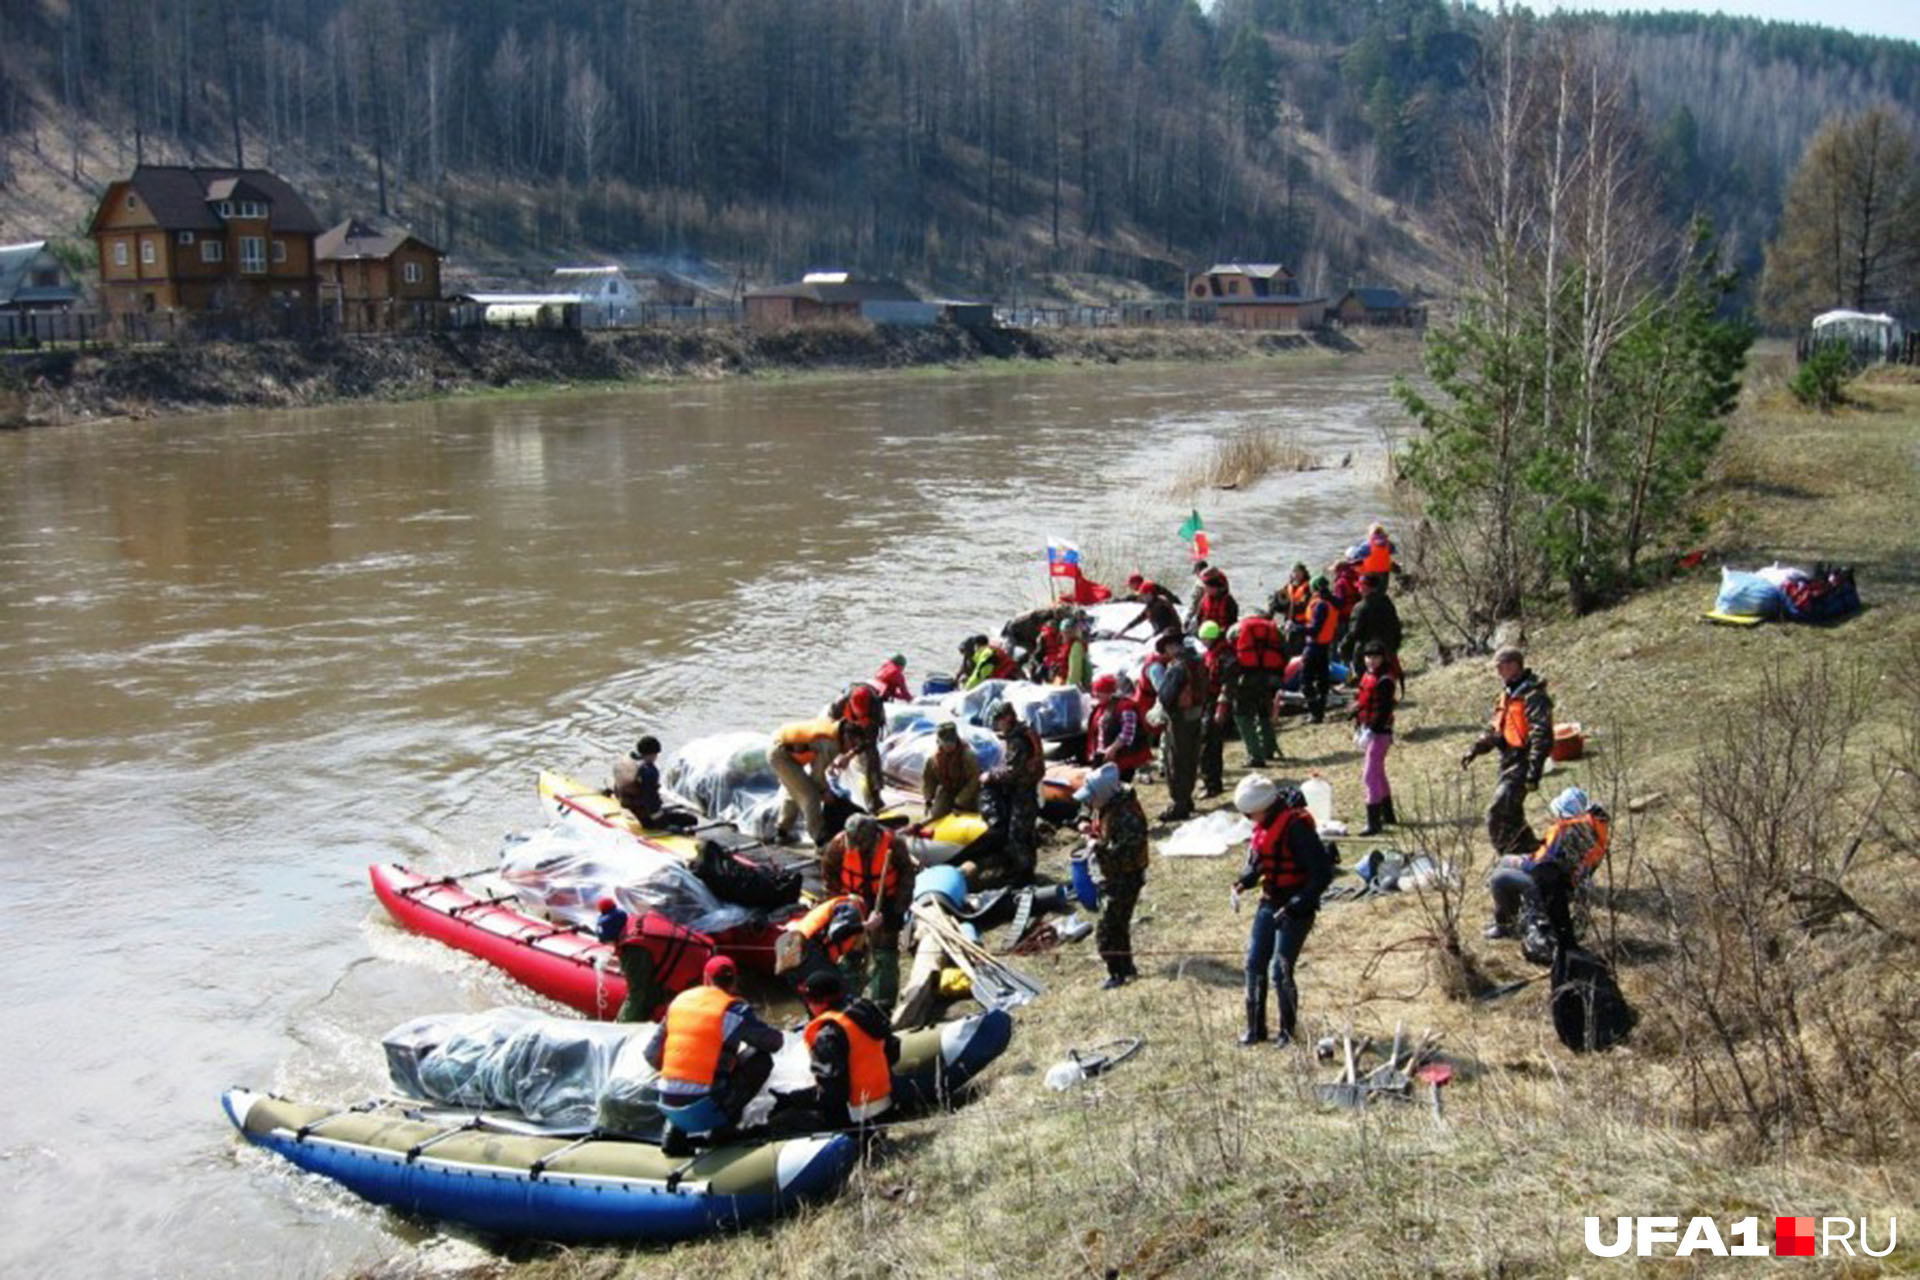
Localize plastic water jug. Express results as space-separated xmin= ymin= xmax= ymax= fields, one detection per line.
xmin=1302 ymin=774 xmax=1335 ymax=828
xmin=1069 ymin=851 xmax=1100 ymax=909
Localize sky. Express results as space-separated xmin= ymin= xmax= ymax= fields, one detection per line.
xmin=1535 ymin=1 xmax=1920 ymax=45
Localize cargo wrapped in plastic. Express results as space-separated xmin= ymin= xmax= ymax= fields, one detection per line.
xmin=596 ymin=1029 xmax=813 ymax=1138
xmin=881 ymin=722 xmax=1003 ymax=790
xmin=1087 ymin=638 xmax=1151 ymax=683
xmin=1083 ymin=601 xmax=1154 ymax=640
xmin=383 ymin=1007 xmax=641 ymax=1127
xmin=938 ymin=679 xmax=1087 ymax=739
xmin=498 ymin=821 xmax=757 ymax=936
xmin=662 ymin=730 xmax=788 ymax=839
xmin=1714 ymin=567 xmax=1785 ymax=619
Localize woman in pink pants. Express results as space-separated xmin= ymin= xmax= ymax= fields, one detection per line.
xmin=1353 ymin=641 xmax=1398 ymax=836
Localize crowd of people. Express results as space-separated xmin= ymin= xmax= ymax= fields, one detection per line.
xmin=598 ymin=520 xmax=1611 ymax=1146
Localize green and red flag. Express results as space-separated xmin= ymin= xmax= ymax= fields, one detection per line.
xmin=1177 ymin=509 xmax=1209 ymax=560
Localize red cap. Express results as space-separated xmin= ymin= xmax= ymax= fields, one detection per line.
xmin=1092 ymin=674 xmax=1119 ymax=697
xmin=703 ymin=955 xmax=738 ymax=987
xmin=1126 ymin=572 xmax=1144 ymax=589
xmin=596 ymin=896 xmax=618 ymax=913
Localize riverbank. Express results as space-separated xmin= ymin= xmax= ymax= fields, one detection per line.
xmin=0 ymin=323 xmax=1415 ymax=427
xmin=430 ymin=374 xmax=1914 ymax=1279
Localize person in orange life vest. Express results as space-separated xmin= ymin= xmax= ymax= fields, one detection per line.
xmin=1352 ymin=641 xmax=1398 ymax=836
xmin=871 ymin=654 xmax=912 ymax=703
xmin=1154 ymin=631 xmax=1207 ymax=822
xmin=1197 ymin=620 xmax=1233 ymax=798
xmin=1185 ymin=565 xmax=1239 ymax=635
xmin=1086 ymin=674 xmax=1153 ymax=780
xmin=921 ymin=720 xmax=982 ymax=822
xmin=1461 ymin=646 xmax=1555 ymax=861
xmin=1224 ymin=613 xmax=1285 ymax=765
xmin=643 ymin=955 xmax=784 ymax=1154
xmin=831 ymin=683 xmax=886 ymax=815
xmin=769 ymin=716 xmax=850 ymax=845
xmin=611 ymin=736 xmax=700 ymax=833
xmin=1232 ymin=777 xmax=1335 ymax=1047
xmin=1272 ymin=563 xmax=1313 ymax=657
xmin=1298 ymin=577 xmax=1339 ymax=723
xmin=596 ymin=896 xmax=717 ymax=1023
xmin=1487 ymin=786 xmax=1609 ymax=955
xmin=797 ymin=968 xmax=899 ymax=1131
xmin=819 ymin=814 xmax=915 ymax=1009
xmin=783 ymin=892 xmax=872 ymax=996
xmin=1360 ymin=523 xmax=1396 ymax=578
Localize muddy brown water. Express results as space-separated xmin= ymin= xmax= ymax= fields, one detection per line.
xmin=0 ymin=360 xmax=1405 ymax=1274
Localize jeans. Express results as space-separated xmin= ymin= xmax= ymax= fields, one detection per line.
xmin=1247 ymin=899 xmax=1316 ymax=1035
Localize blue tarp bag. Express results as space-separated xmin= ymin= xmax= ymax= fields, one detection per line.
xmin=1714 ymin=568 xmax=1784 ymax=619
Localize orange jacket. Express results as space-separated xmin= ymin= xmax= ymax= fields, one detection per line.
xmin=793 ymin=894 xmax=868 ymax=963
xmin=658 ymin=984 xmax=736 ymax=1089
xmin=805 ymin=1009 xmax=894 ymax=1121
xmin=1361 ymin=534 xmax=1394 ymax=577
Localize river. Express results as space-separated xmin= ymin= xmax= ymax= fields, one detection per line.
xmin=0 ymin=358 xmax=1406 ymax=1276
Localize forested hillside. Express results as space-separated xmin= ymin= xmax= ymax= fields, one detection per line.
xmin=0 ymin=0 xmax=1913 ymax=298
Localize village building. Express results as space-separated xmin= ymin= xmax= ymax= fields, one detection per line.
xmin=0 ymin=240 xmax=82 ymax=315
xmin=1212 ymin=294 xmax=1328 ymax=330
xmin=551 ymin=266 xmax=644 ymax=327
xmin=743 ymin=272 xmax=920 ymax=328
xmin=315 ymin=218 xmax=444 ymax=329
xmin=87 ymin=165 xmax=324 ymax=316
xmin=1187 ymin=262 xmax=1297 ymax=302
xmin=1334 ymin=286 xmax=1418 ymax=326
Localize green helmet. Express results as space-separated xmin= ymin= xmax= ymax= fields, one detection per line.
xmin=1198 ymin=620 xmax=1224 ymax=641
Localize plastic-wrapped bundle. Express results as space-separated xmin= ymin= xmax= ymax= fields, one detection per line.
xmin=937 ymin=679 xmax=1086 ymax=738
xmin=661 ymin=731 xmax=792 ymax=838
xmin=498 ymin=822 xmax=757 ymax=936
xmin=596 ymin=1029 xmax=814 ymax=1138
xmin=883 ymin=699 xmax=944 ymax=738
xmin=1082 ymin=601 xmax=1154 ymax=640
xmin=1715 ymin=567 xmax=1786 ymax=618
xmin=383 ymin=1008 xmax=641 ymax=1127
xmin=1087 ymin=638 xmax=1151 ymax=684
xmin=880 ymin=722 xmax=1003 ymax=790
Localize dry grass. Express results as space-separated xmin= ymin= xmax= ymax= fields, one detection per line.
xmin=1167 ymin=427 xmax=1320 ymax=500
xmin=365 ymin=380 xmax=1920 ymax=1279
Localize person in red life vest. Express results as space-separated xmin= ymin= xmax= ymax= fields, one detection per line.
xmin=831 ymin=683 xmax=886 ymax=815
xmin=610 ymin=736 xmax=701 ymax=833
xmin=921 ymin=720 xmax=982 ymax=822
xmin=1185 ymin=565 xmax=1239 ymax=635
xmin=1271 ymin=563 xmax=1313 ymax=657
xmin=1329 ymin=557 xmax=1361 ymax=648
xmin=643 ymin=955 xmax=784 ymax=1154
xmin=1462 ymin=646 xmax=1555 ymax=863
xmin=1352 ymin=641 xmax=1398 ymax=836
xmin=1486 ymin=785 xmax=1609 ymax=959
xmin=797 ymin=968 xmax=899 ymax=1131
xmin=1360 ymin=523 xmax=1396 ymax=578
xmin=1074 ymin=763 xmax=1151 ymax=989
xmin=1086 ymin=674 xmax=1153 ymax=780
xmin=1034 ymin=621 xmax=1068 ymax=683
xmin=980 ymin=700 xmax=1045 ymax=884
xmin=871 ymin=654 xmax=912 ymax=702
xmin=1154 ymin=631 xmax=1208 ymax=822
xmin=596 ymin=897 xmax=717 ymax=1023
xmin=1123 ymin=573 xmax=1183 ymax=640
xmin=1232 ymin=777 xmax=1335 ymax=1047
xmin=1225 ymin=613 xmax=1286 ymax=765
xmin=1197 ymin=620 xmax=1233 ymax=798
xmin=1298 ymin=577 xmax=1339 ymax=723
xmin=818 ymin=814 xmax=915 ymax=1010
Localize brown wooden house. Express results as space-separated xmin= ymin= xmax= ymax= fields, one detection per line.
xmin=743 ymin=273 xmax=919 ymax=328
xmin=88 ymin=165 xmax=324 ymax=316
xmin=1188 ymin=262 xmax=1297 ymax=302
xmin=1214 ymin=295 xmax=1327 ymax=330
xmin=316 ymin=218 xmax=444 ymax=329
xmin=1334 ymin=286 xmax=1417 ymax=326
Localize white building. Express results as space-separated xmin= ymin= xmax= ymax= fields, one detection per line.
xmin=551 ymin=266 xmax=643 ymax=328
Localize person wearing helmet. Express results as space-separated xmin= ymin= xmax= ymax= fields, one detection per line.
xmin=1154 ymin=630 xmax=1207 ymax=822
xmin=1185 ymin=565 xmax=1239 ymax=635
xmin=819 ymin=813 xmax=916 ymax=1009
xmin=978 ymin=700 xmax=1045 ymax=885
xmin=797 ymin=968 xmax=900 ymax=1131
xmin=1074 ymin=762 xmax=1151 ymax=989
xmin=921 ymin=720 xmax=982 ymax=823
xmin=644 ymin=955 xmax=784 ymax=1154
xmin=1232 ymin=776 xmax=1336 ymax=1047
xmin=1487 ymin=785 xmax=1610 ymax=960
xmin=1086 ymin=673 xmax=1152 ymax=779
xmin=1196 ymin=619 xmax=1233 ymax=798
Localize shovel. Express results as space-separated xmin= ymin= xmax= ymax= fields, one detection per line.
xmin=1314 ymin=1031 xmax=1369 ymax=1108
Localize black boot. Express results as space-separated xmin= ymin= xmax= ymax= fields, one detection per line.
xmin=1359 ymin=802 xmax=1384 ymax=837
xmin=1274 ymin=963 xmax=1299 ymax=1047
xmin=1238 ymin=979 xmax=1269 ymax=1046
xmin=1381 ymin=795 xmax=1397 ymax=826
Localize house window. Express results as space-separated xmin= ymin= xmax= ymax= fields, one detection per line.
xmin=218 ymin=201 xmax=234 ymax=218
xmin=238 ymin=236 xmax=266 ymax=273
xmin=113 ymin=241 xmax=129 ymax=267
xmin=140 ymin=240 xmax=156 ymax=265
xmin=126 ymin=194 xmax=137 ymax=210
xmin=1228 ymin=279 xmax=1241 ymax=294
xmin=238 ymin=201 xmax=267 ymax=219
xmin=178 ymin=231 xmax=195 ymax=245
xmin=403 ymin=261 xmax=422 ymax=285
xmin=201 ymin=239 xmax=225 ymax=264
xmin=271 ymin=239 xmax=287 ymax=264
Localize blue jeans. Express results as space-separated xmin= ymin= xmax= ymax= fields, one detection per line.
xmin=1247 ymin=899 xmax=1316 ymax=1035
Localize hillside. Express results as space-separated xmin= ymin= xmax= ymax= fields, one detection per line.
xmin=3 ymin=2 xmax=1913 ymax=303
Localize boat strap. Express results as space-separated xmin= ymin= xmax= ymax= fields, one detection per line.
xmin=664 ymin=1156 xmax=699 ymax=1192
xmin=528 ymin=1130 xmax=601 ymax=1180
xmin=405 ymin=1117 xmax=483 ymax=1162
xmin=294 ymin=1098 xmax=381 ymax=1142
xmin=397 ymin=865 xmax=495 ymax=896
xmin=519 ymin=922 xmax=585 ymax=943
xmin=447 ymin=892 xmax=519 ymax=916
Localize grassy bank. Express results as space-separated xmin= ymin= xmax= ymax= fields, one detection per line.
xmin=358 ymin=369 xmax=1915 ymax=1279
xmin=0 ymin=323 xmax=1409 ymax=428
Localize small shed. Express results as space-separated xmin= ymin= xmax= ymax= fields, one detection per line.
xmin=1213 ymin=295 xmax=1327 ymax=331
xmin=0 ymin=241 xmax=82 ymax=313
xmin=552 ymin=266 xmax=643 ymax=328
xmin=1335 ymin=286 xmax=1414 ymax=326
xmin=743 ymin=272 xmax=920 ymax=328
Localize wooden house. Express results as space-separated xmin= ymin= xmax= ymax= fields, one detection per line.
xmin=0 ymin=241 xmax=81 ymax=314
xmin=316 ymin=218 xmax=443 ymax=328
xmin=1335 ymin=286 xmax=1416 ymax=326
xmin=1214 ymin=294 xmax=1327 ymax=330
xmin=1188 ymin=262 xmax=1297 ymax=302
xmin=743 ymin=272 xmax=920 ymax=328
xmin=88 ymin=165 xmax=323 ymax=316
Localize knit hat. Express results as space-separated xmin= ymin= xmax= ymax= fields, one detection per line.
xmin=703 ymin=955 xmax=738 ymax=988
xmin=1549 ymin=787 xmax=1591 ymax=819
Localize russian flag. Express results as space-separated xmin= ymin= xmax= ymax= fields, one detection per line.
xmin=1046 ymin=539 xmax=1083 ymax=578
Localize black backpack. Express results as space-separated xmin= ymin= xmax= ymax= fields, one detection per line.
xmin=1550 ymin=946 xmax=1636 ymax=1052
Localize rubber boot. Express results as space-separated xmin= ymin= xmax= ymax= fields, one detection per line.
xmin=1381 ymin=794 xmax=1397 ymax=826
xmin=1238 ymin=978 xmax=1269 ymax=1047
xmin=1359 ymin=802 xmax=1384 ymax=837
xmin=1274 ymin=959 xmax=1299 ymax=1047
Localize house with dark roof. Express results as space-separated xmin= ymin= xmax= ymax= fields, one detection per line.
xmin=87 ymin=165 xmax=324 ymax=316
xmin=743 ymin=272 xmax=921 ymax=328
xmin=1334 ymin=286 xmax=1419 ymax=326
xmin=1187 ymin=262 xmax=1297 ymax=302
xmin=0 ymin=241 xmax=81 ymax=314
xmin=315 ymin=218 xmax=444 ymax=328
